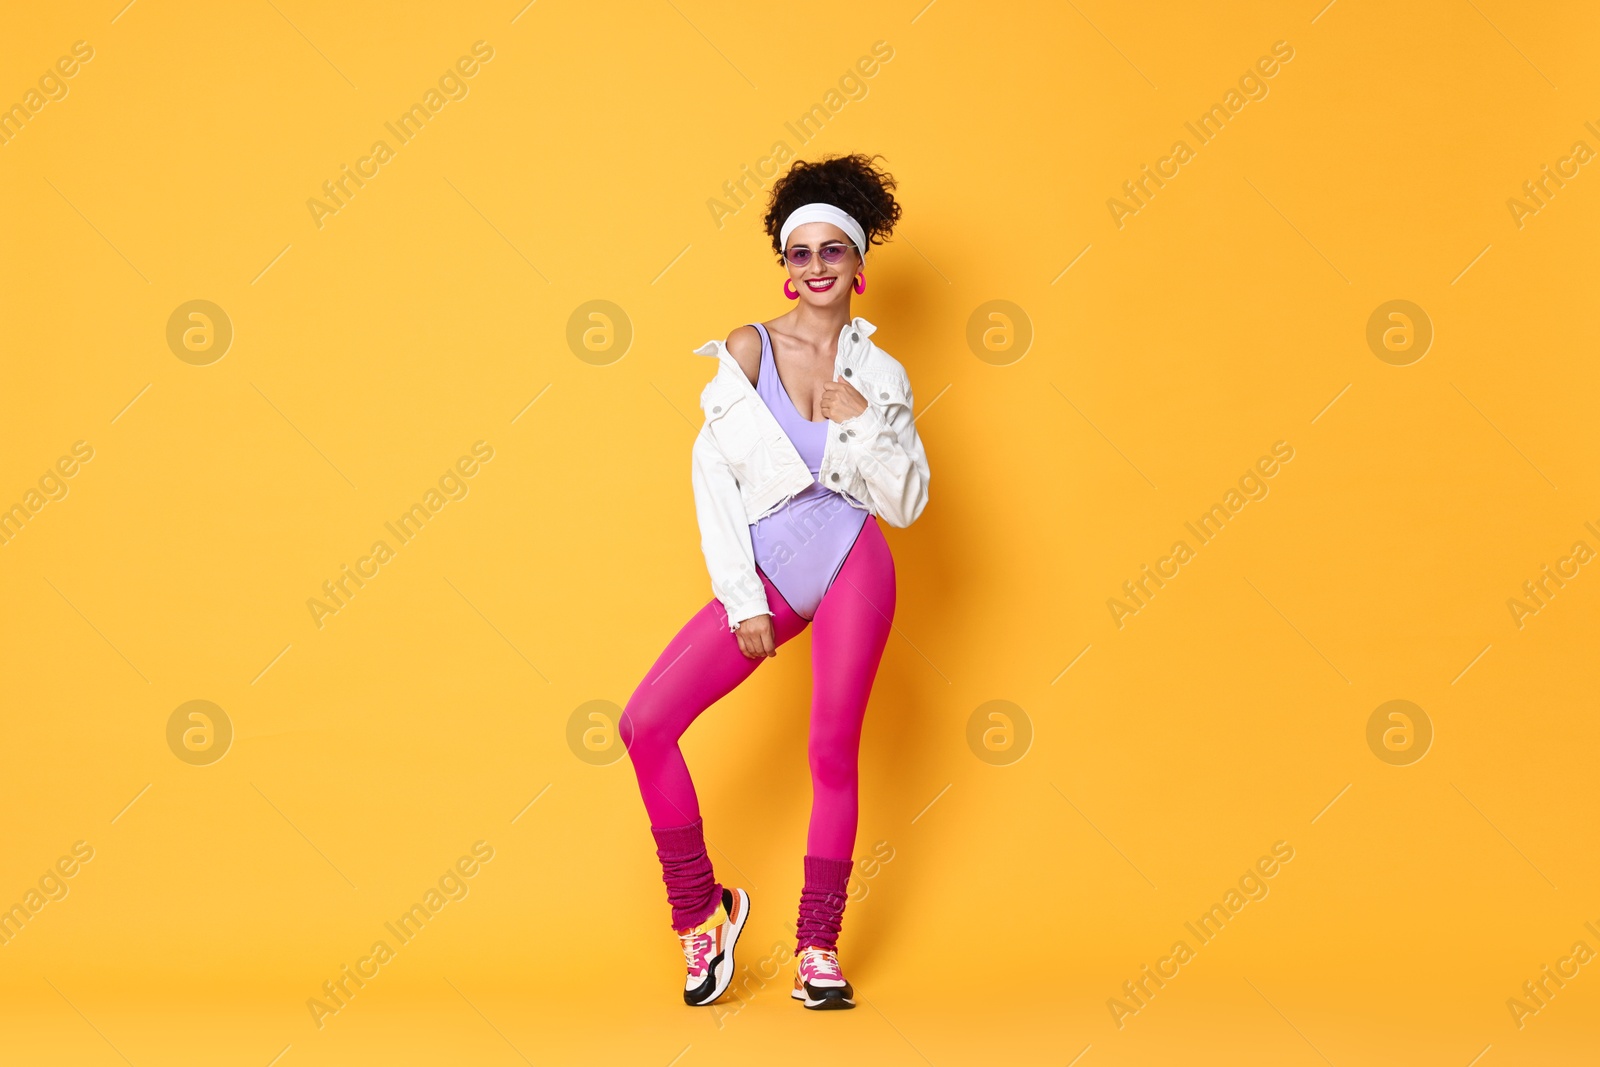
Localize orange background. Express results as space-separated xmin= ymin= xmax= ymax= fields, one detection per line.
xmin=1 ymin=1 xmax=1597 ymax=1064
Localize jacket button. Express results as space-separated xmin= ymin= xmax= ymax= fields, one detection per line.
xmin=838 ymin=432 xmax=847 ymax=442
xmin=843 ymin=367 xmax=852 ymax=377
xmin=879 ymin=391 xmax=889 ymax=400
xmin=851 ymin=332 xmax=859 ymax=343
xmin=712 ymin=405 xmax=722 ymax=413
xmin=831 ymin=473 xmax=840 ymax=482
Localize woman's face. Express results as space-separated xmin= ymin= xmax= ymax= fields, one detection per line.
xmin=783 ymin=221 xmax=860 ymax=306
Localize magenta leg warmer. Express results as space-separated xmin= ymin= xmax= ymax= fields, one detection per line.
xmin=651 ymin=817 xmax=722 ymax=932
xmin=795 ymin=854 xmax=854 ymax=952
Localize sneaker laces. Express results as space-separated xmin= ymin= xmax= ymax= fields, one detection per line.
xmin=679 ymin=929 xmax=712 ymax=975
xmin=800 ymin=947 xmax=842 ymax=979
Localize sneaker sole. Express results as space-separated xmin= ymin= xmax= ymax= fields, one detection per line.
xmin=688 ymin=888 xmax=749 ymax=1007
xmin=791 ymin=986 xmax=856 ymax=1010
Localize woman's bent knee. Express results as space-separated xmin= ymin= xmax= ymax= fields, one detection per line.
xmin=619 ymin=709 xmax=647 ymax=759
xmin=619 ymin=704 xmax=679 ymax=762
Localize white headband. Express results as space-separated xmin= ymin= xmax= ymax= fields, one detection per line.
xmin=779 ymin=203 xmax=867 ymax=260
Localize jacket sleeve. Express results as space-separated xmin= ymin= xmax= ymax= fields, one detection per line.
xmin=690 ymin=423 xmax=772 ymax=631
xmin=831 ymin=370 xmax=930 ymax=528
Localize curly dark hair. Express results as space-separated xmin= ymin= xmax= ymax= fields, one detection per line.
xmin=762 ymin=153 xmax=902 ymax=263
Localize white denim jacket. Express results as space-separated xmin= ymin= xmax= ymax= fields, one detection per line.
xmin=690 ymin=315 xmax=930 ymax=631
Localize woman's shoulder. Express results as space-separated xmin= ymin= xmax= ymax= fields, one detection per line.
xmin=724 ymin=325 xmax=761 ymax=384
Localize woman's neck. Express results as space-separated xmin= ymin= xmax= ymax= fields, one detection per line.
xmin=784 ymin=299 xmax=852 ymax=342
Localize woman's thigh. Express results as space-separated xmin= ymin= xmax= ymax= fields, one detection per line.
xmin=809 ymin=516 xmax=896 ymax=715
xmin=623 ymin=567 xmax=810 ymax=742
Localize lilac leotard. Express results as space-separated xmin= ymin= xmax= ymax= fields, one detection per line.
xmin=746 ymin=322 xmax=870 ymax=620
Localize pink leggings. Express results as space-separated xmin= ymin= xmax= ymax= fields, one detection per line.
xmin=621 ymin=516 xmax=896 ymax=861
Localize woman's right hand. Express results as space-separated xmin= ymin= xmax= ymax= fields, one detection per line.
xmin=734 ymin=614 xmax=777 ymax=660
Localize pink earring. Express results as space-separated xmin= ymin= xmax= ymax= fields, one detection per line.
xmin=783 ymin=278 xmax=799 ymax=300
xmin=853 ymin=272 xmax=866 ymax=295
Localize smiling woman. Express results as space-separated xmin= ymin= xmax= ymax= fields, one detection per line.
xmin=620 ymin=151 xmax=928 ymax=1014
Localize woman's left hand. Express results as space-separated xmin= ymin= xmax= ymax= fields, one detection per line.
xmin=820 ymin=375 xmax=867 ymax=421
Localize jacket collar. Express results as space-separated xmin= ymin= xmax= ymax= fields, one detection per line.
xmin=693 ymin=316 xmax=878 ymax=367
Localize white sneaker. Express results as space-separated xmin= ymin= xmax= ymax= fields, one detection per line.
xmin=791 ymin=945 xmax=855 ymax=1009
xmin=678 ymin=887 xmax=750 ymax=1006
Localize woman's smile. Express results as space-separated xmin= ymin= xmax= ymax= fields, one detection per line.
xmin=804 ymin=277 xmax=838 ymax=292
